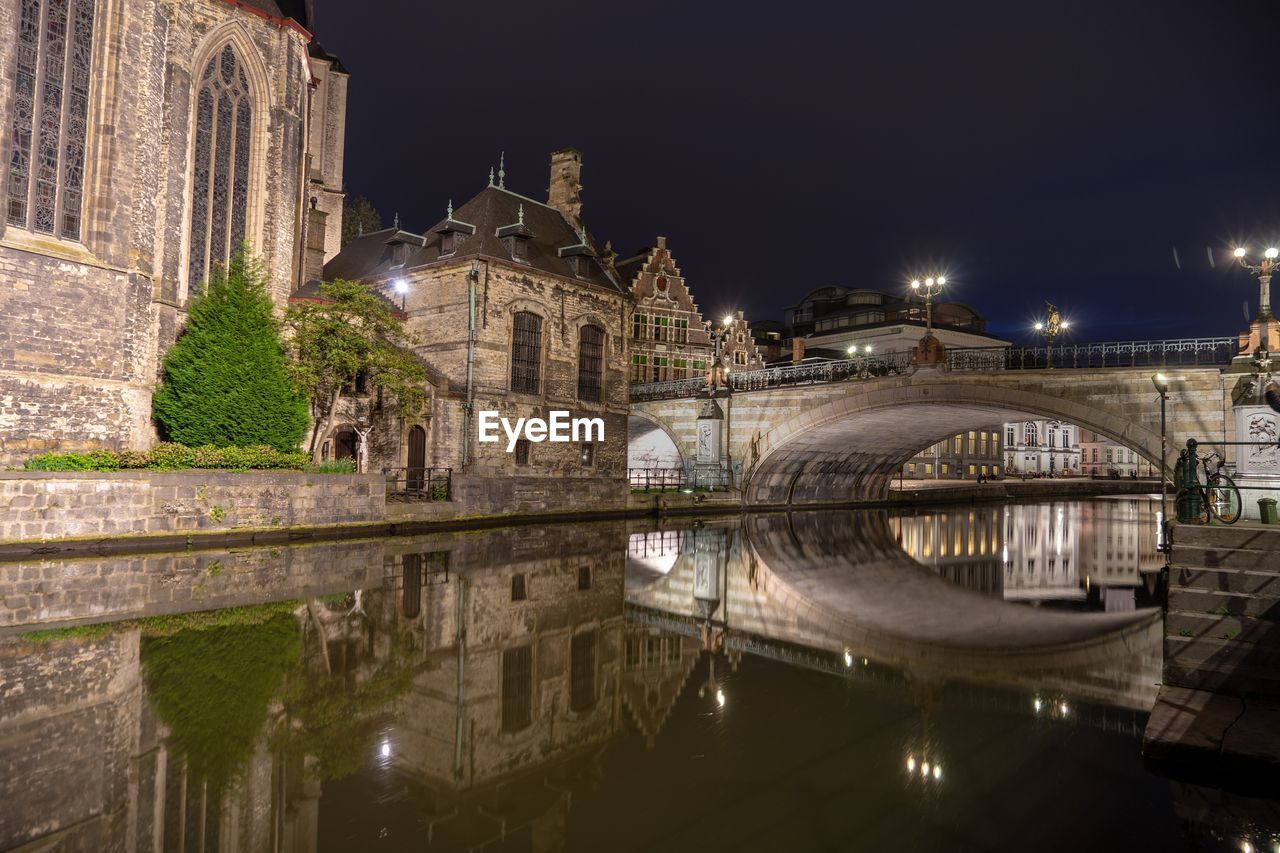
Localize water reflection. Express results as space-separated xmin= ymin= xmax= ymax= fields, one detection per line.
xmin=0 ymin=500 xmax=1264 ymax=852
xmin=891 ymin=496 xmax=1164 ymax=610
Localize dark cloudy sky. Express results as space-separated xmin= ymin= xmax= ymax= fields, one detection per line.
xmin=313 ymin=0 xmax=1280 ymax=344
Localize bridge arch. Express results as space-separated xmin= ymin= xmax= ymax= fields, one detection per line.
xmin=744 ymin=376 xmax=1166 ymax=504
xmin=627 ymin=411 xmax=685 ymax=471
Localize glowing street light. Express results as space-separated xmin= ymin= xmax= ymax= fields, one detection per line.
xmin=1031 ymin=301 xmax=1069 ymax=368
xmin=393 ymin=278 xmax=409 ymax=312
xmin=1233 ymin=245 xmax=1280 ymax=321
xmin=909 ymin=274 xmax=946 ymax=339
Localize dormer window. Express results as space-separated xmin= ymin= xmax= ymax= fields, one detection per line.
xmin=558 ymin=231 xmax=596 ymax=279
xmin=433 ymin=200 xmax=476 ymax=257
xmin=496 ymin=203 xmax=533 ymax=264
xmin=569 ymin=254 xmax=592 ymax=277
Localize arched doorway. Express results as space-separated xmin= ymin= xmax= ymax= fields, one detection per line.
xmin=407 ymin=425 xmax=427 ymax=491
xmin=334 ymin=428 xmax=358 ymax=461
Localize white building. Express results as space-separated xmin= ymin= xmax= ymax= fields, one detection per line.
xmin=1079 ymin=430 xmax=1154 ymax=478
xmin=1002 ymin=420 xmax=1081 ymax=477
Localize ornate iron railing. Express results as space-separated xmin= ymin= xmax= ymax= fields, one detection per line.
xmin=384 ymin=466 xmax=453 ymax=501
xmin=629 ymin=467 xmax=686 ymax=491
xmin=629 ymin=337 xmax=1239 ymax=401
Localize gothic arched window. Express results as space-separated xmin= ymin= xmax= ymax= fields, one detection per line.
xmin=188 ymin=44 xmax=253 ymax=290
xmin=7 ymin=0 xmax=96 ymax=241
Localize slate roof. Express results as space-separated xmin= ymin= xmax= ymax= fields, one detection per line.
xmin=322 ymin=185 xmax=625 ymax=294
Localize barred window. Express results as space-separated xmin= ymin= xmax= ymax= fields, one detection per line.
xmin=577 ymin=324 xmax=604 ymax=402
xmin=569 ymin=631 xmax=596 ymax=712
xmin=7 ymin=0 xmax=95 ymax=240
xmin=188 ymin=44 xmax=253 ymax=291
xmin=511 ymin=311 xmax=543 ymax=393
xmin=501 ymin=645 xmax=533 ymax=732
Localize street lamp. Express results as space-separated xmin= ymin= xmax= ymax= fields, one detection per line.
xmin=1032 ymin=302 xmax=1069 ymax=368
xmin=909 ymin=275 xmax=946 ymax=339
xmin=393 ymin=278 xmax=409 ymax=312
xmin=1152 ymin=372 xmax=1170 ymax=553
xmin=705 ymin=313 xmax=737 ymax=393
xmin=1234 ymin=245 xmax=1279 ymax=321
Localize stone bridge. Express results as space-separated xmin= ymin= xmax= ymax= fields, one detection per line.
xmin=631 ymin=364 xmax=1232 ymax=504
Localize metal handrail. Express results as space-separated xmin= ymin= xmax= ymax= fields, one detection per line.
xmin=384 ymin=466 xmax=452 ymax=501
xmin=629 ymin=467 xmax=686 ymax=492
xmin=629 ymin=337 xmax=1239 ymax=401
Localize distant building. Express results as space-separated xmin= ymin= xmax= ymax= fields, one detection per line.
xmin=901 ymin=428 xmax=1004 ymax=481
xmin=618 ymin=241 xmax=765 ymax=383
xmin=751 ymin=320 xmax=789 ymax=363
xmin=1002 ymin=420 xmax=1082 ymax=477
xmin=1079 ymin=429 xmax=1153 ymax=477
xmin=784 ymin=286 xmax=1009 ymax=357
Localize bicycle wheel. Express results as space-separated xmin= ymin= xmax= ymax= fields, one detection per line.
xmin=1206 ymin=472 xmax=1243 ymax=524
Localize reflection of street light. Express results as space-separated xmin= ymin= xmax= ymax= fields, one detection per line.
xmin=1234 ymin=245 xmax=1279 ymax=321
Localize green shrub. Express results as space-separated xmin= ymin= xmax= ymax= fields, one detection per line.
xmin=153 ymin=250 xmax=309 ymax=452
xmin=306 ymin=459 xmax=356 ymax=474
xmin=23 ymin=442 xmax=312 ymax=472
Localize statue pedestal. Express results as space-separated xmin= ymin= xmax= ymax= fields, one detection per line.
xmin=1233 ymin=318 xmax=1280 ymax=368
xmin=911 ymin=334 xmax=946 ymax=366
xmin=1232 ymin=405 xmax=1280 ymax=520
xmin=694 ymin=396 xmax=728 ymax=489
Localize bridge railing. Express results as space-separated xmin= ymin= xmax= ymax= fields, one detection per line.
xmin=630 ymin=337 xmax=1239 ymax=401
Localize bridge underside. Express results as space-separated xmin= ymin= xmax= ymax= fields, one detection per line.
xmin=745 ymin=402 xmax=1129 ymax=504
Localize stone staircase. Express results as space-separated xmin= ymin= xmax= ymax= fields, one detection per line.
xmin=1165 ymin=523 xmax=1280 ymax=697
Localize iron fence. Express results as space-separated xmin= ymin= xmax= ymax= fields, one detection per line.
xmin=629 ymin=337 xmax=1239 ymax=401
xmin=629 ymin=467 xmax=686 ymax=491
xmin=384 ymin=466 xmax=453 ymax=501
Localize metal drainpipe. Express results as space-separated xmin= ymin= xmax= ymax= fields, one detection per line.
xmin=461 ymin=261 xmax=480 ymax=467
xmin=453 ymin=575 xmax=467 ymax=781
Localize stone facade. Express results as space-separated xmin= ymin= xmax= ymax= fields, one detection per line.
xmin=0 ymin=1 xmax=347 ymax=466
xmin=901 ymin=427 xmax=1004 ymax=481
xmin=620 ymin=237 xmax=716 ymax=383
xmin=0 ymin=470 xmax=382 ymax=543
xmin=1003 ymin=419 xmax=1083 ymax=477
xmin=313 ymin=152 xmax=630 ymax=508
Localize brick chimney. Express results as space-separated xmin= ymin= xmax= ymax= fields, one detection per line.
xmin=791 ymin=337 xmax=806 ymax=364
xmin=547 ymin=148 xmax=583 ymax=225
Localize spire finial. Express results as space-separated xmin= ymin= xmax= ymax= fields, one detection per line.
xmin=498 ymin=151 xmax=506 ymax=189
xmin=488 ymin=167 xmax=495 ymax=187
xmin=517 ymin=203 xmax=524 ymax=225
xmin=446 ymin=199 xmax=453 ymax=220
xmin=393 ymin=211 xmax=400 ymax=229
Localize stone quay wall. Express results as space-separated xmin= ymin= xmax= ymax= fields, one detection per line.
xmin=0 ymin=471 xmax=385 ymax=543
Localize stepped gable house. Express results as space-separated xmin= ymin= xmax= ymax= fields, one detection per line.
xmin=315 ymin=149 xmax=630 ymax=508
xmin=0 ymin=0 xmax=348 ymax=465
xmin=619 ymin=238 xmax=765 ymax=384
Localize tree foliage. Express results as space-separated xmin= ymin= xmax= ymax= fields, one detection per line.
xmin=341 ymin=195 xmax=383 ymax=247
xmin=153 ymin=252 xmax=309 ymax=451
xmin=284 ymin=279 xmax=427 ymax=457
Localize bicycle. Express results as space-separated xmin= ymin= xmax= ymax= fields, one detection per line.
xmin=1178 ymin=450 xmax=1242 ymax=524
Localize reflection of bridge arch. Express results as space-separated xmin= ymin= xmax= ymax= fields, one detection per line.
xmin=624 ymin=510 xmax=1162 ymax=709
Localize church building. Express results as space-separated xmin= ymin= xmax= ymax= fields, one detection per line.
xmin=0 ymin=0 xmax=348 ymax=466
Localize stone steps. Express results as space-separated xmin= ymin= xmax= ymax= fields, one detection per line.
xmin=1172 ymin=524 xmax=1280 ymax=552
xmin=1167 ymin=587 xmax=1280 ymax=620
xmin=1165 ymin=635 xmax=1280 ymax=695
xmin=1171 ymin=544 xmax=1280 ymax=573
xmin=1167 ymin=611 xmax=1280 ymax=646
xmin=1171 ymin=562 xmax=1280 ymax=594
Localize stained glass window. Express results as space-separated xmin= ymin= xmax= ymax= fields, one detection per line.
xmin=188 ymin=44 xmax=252 ymax=291
xmin=6 ymin=0 xmax=95 ymax=240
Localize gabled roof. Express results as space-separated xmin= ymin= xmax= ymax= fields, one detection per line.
xmin=323 ymin=185 xmax=625 ymax=294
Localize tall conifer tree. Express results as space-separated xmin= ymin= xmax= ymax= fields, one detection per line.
xmin=153 ymin=252 xmax=309 ymax=451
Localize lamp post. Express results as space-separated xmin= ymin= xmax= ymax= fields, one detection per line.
xmin=1233 ymin=245 xmax=1279 ymax=323
xmin=393 ymin=278 xmax=409 ymax=312
xmin=909 ymin=275 xmax=946 ymax=340
xmin=704 ymin=314 xmax=736 ymax=393
xmin=1152 ymin=372 xmax=1169 ymax=553
xmin=1032 ymin=302 xmax=1070 ymax=369
xmin=846 ymin=342 xmax=873 ymax=377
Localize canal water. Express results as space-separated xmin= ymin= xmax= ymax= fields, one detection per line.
xmin=0 ymin=497 xmax=1267 ymax=852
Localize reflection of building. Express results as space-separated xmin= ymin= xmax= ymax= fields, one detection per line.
xmin=894 ymin=500 xmax=1161 ymax=609
xmin=620 ymin=627 xmax=700 ymax=747
xmin=784 ymin=286 xmax=1010 ymax=357
xmin=901 ymin=429 xmax=1004 ymax=480
xmin=1002 ymin=420 xmax=1081 ymax=476
xmin=1079 ymin=430 xmax=1153 ymax=478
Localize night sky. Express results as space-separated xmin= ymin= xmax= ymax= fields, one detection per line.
xmin=313 ymin=0 xmax=1280 ymax=344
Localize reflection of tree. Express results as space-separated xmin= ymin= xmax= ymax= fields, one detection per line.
xmin=273 ymin=629 xmax=417 ymax=781
xmin=141 ymin=608 xmax=302 ymax=790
